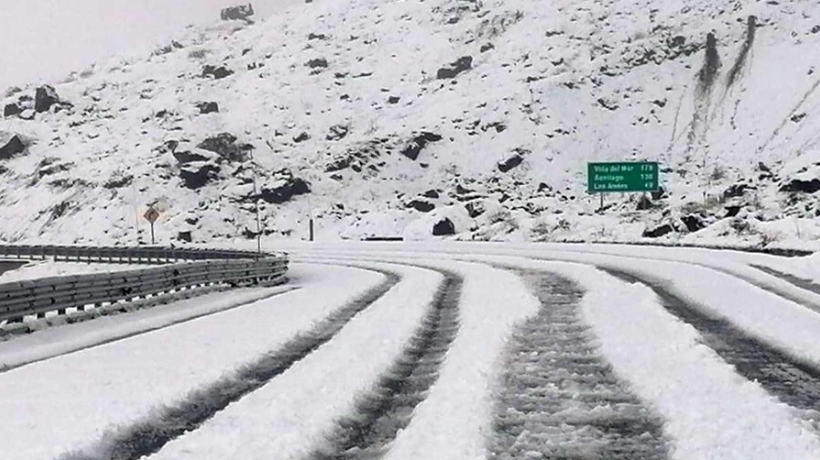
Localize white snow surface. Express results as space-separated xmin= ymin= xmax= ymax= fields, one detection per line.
xmin=0 ymin=284 xmax=296 ymax=371
xmin=1 ymin=0 xmax=819 ymax=248
xmin=148 ymin=261 xmax=441 ymax=460
xmin=290 ymin=243 xmax=820 ymax=368
xmin=0 ymin=260 xmax=137 ymax=283
xmin=0 ymin=262 xmax=383 ymax=460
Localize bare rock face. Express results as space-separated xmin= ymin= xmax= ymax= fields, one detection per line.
xmin=220 ymin=4 xmax=255 ymax=22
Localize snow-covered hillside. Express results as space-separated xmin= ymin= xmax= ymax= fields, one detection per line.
xmin=1 ymin=0 xmax=819 ymax=247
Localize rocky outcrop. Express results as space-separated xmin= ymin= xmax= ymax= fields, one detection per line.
xmin=260 ymin=170 xmax=311 ymax=204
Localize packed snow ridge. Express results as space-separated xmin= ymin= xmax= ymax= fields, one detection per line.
xmin=1 ymin=0 xmax=819 ymax=247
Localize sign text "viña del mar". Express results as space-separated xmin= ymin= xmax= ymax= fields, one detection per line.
xmin=588 ymin=162 xmax=659 ymax=193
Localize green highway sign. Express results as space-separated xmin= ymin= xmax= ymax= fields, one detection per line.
xmin=588 ymin=161 xmax=659 ymax=193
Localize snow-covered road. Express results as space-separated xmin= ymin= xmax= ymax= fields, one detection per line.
xmin=1 ymin=243 xmax=820 ymax=460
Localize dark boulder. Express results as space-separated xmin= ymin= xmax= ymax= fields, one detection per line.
xmin=202 ymin=65 xmax=234 ymax=80
xmin=293 ymin=132 xmax=310 ymax=143
xmin=4 ymin=103 xmax=22 ymax=118
xmin=681 ymin=215 xmax=706 ymax=233
xmin=197 ymin=133 xmax=253 ymax=163
xmin=387 ymin=96 xmax=401 ymax=104
xmin=220 ymin=4 xmax=255 ymax=21
xmin=642 ymin=223 xmax=675 ymax=238
xmin=407 ymin=199 xmax=435 ymax=213
xmin=197 ymin=102 xmax=219 ymax=114
xmin=433 ymin=218 xmax=456 ymax=236
xmin=307 ymin=58 xmax=329 ymax=69
xmin=34 ymin=85 xmax=60 ymax=113
xmin=498 ymin=154 xmax=524 ymax=173
xmin=179 ymin=162 xmax=220 ymax=189
xmin=437 ymin=56 xmax=473 ymax=79
xmin=0 ymin=133 xmax=27 ymax=160
xmin=400 ymin=132 xmax=442 ymax=161
xmin=780 ymin=178 xmax=820 ymax=194
xmin=260 ymin=175 xmax=311 ymax=204
xmin=423 ymin=190 xmax=440 ymax=199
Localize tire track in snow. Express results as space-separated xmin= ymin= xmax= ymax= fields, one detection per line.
xmin=309 ymin=265 xmax=462 ymax=460
xmin=489 ymin=270 xmax=669 ymax=460
xmin=603 ymin=268 xmax=820 ymax=415
xmin=750 ymin=264 xmax=820 ymax=299
xmin=61 ymin=266 xmax=400 ymax=460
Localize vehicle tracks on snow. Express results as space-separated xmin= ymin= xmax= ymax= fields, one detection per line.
xmin=603 ymin=268 xmax=820 ymax=416
xmin=60 ymin=266 xmax=400 ymax=460
xmin=309 ymin=264 xmax=462 ymax=460
xmin=489 ymin=269 xmax=669 ymax=460
xmin=750 ymin=264 xmax=820 ymax=303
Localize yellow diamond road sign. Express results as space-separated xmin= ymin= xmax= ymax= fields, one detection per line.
xmin=144 ymin=208 xmax=160 ymax=224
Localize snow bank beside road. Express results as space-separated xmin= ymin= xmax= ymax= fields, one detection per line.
xmin=0 ymin=263 xmax=383 ymax=460
xmin=0 ymin=260 xmax=135 ymax=283
xmin=0 ymin=283 xmax=296 ymax=372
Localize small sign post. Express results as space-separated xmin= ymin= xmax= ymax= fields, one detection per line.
xmin=144 ymin=207 xmax=160 ymax=245
xmin=588 ymin=161 xmax=659 ymax=210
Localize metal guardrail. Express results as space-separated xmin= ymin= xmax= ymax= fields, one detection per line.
xmin=0 ymin=245 xmax=270 ymax=264
xmin=0 ymin=257 xmax=288 ymax=324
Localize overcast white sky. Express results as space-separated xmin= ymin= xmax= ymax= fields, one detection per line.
xmin=0 ymin=0 xmax=302 ymax=92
